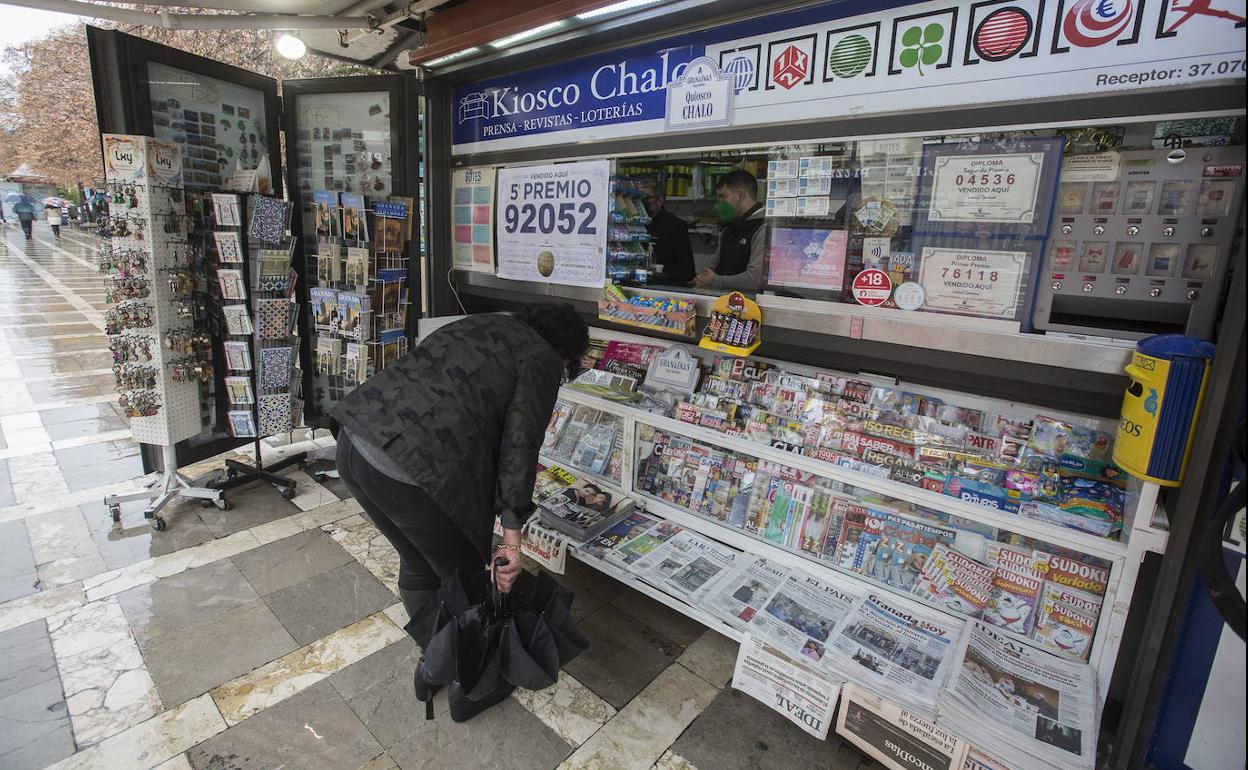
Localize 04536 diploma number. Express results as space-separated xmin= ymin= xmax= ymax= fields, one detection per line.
xmin=502 ymin=202 xmax=598 ymax=236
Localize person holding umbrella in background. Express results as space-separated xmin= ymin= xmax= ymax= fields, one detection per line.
xmin=43 ymin=198 xmax=64 ymax=240
xmin=12 ymin=198 xmax=36 ymax=240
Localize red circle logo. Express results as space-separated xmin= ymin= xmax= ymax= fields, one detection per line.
xmin=852 ymin=269 xmax=893 ymax=306
xmin=974 ymin=7 xmax=1033 ymax=60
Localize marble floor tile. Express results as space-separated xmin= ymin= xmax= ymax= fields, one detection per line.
xmin=211 ymin=611 xmax=406 ymax=725
xmin=81 ymin=498 xmax=216 ymax=571
xmin=558 ymin=662 xmax=717 ymax=770
xmin=8 ymin=450 xmax=69 ymax=504
xmin=41 ymin=408 xmax=128 ymax=442
xmin=327 ymin=636 xmax=424 ymax=749
xmin=83 ymin=529 xmax=262 ymax=602
xmin=189 ymin=680 xmax=382 ymax=770
xmin=55 ymin=439 xmax=144 ymax=493
xmin=356 ymin=753 xmax=399 ymax=770
xmin=197 ymin=483 xmax=298 ymax=538
xmin=248 ymin=515 xmax=302 ymax=546
xmin=671 ymin=685 xmax=848 ymax=770
xmin=564 ymin=604 xmax=686 ymax=709
xmin=0 ymin=582 xmax=86 ymax=633
xmin=512 ymin=670 xmax=618 ymax=749
xmin=387 ymin=691 xmax=573 ymax=770
xmin=231 ymin=528 xmax=353 ymax=597
xmin=609 ymin=587 xmax=708 ymax=647
xmin=290 ymin=496 xmax=364 ymax=530
xmin=0 ymin=619 xmax=76 ymax=770
xmin=27 ymin=507 xmax=107 ymax=589
xmin=47 ymin=597 xmax=162 ymax=746
xmin=263 ymin=561 xmax=397 ymax=645
xmin=44 ymin=693 xmax=226 ymax=770
xmin=17 ymin=356 xmax=87 ymax=380
xmin=0 ymin=460 xmax=14 ymax=508
xmin=557 ymin=558 xmax=629 ymax=621
xmin=675 ymin=630 xmax=739 ymax=689
xmin=323 ymin=517 xmax=400 ymax=593
xmin=117 ymin=559 xmax=261 ymax=647
xmin=283 ymin=468 xmax=339 ymax=511
xmin=0 ymin=518 xmax=38 ymax=602
xmin=652 ymin=750 xmax=701 ymax=770
xmin=142 ymin=599 xmax=298 ymax=708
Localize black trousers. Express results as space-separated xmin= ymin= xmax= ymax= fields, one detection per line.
xmin=336 ymin=432 xmax=484 ymax=592
xmin=19 ymin=219 xmax=33 ymax=238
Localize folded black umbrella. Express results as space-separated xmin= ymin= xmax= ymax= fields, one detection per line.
xmin=404 ymin=562 xmax=589 ymax=722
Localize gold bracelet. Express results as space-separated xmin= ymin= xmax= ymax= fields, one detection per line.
xmin=497 ymin=543 xmax=521 ymax=553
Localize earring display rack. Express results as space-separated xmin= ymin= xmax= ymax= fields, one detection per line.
xmin=99 ymin=134 xmax=225 ymax=530
xmin=203 ymin=191 xmax=304 ymax=505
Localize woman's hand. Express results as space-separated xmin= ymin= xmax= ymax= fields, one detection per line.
xmin=492 ymin=528 xmax=523 ymax=593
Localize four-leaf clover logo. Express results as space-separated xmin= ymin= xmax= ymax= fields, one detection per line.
xmin=899 ymin=23 xmax=945 ymax=75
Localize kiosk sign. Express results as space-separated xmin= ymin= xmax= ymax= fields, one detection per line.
xmin=495 ymin=160 xmax=609 ymax=288
xmin=665 ymin=57 xmax=735 ymax=131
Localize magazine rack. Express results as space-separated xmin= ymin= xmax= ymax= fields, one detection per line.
xmin=99 ymin=134 xmax=225 ymax=529
xmin=203 ymin=191 xmax=304 ymax=505
xmin=542 ymin=325 xmax=1167 ymax=708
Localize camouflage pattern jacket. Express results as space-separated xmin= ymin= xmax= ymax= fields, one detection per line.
xmin=333 ymin=313 xmax=563 ymax=556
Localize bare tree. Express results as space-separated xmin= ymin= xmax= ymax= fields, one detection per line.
xmin=1 ymin=17 xmax=370 ymax=187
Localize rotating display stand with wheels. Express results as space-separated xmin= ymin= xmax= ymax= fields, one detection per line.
xmin=99 ymin=134 xmax=225 ymax=531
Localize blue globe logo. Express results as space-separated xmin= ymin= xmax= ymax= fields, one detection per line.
xmin=723 ymin=55 xmax=755 ymax=94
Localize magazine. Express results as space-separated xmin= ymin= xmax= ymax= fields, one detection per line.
xmin=542 ymin=401 xmax=573 ymax=455
xmin=701 ymin=557 xmax=790 ymax=629
xmin=826 ymin=592 xmax=964 ymax=712
xmin=599 ymin=340 xmax=663 ymax=381
xmin=982 ymin=561 xmax=1045 ymax=636
xmin=1032 ymin=583 xmax=1101 ymax=661
xmin=608 ymin=520 xmax=683 ymax=568
xmin=837 ymin=508 xmax=959 ymax=593
xmin=747 ymin=570 xmax=862 ymax=674
xmin=629 ymin=530 xmax=740 ymax=602
xmin=576 ymin=512 xmax=659 ymax=562
xmin=835 ymin=684 xmax=967 ymax=770
xmin=538 ymin=479 xmax=631 ymax=540
xmin=521 ymin=518 xmax=567 ymax=574
xmin=570 ymin=422 xmax=618 ymax=476
xmin=939 ymin=621 xmax=1097 ymax=770
xmin=912 ymin=544 xmax=994 ymax=617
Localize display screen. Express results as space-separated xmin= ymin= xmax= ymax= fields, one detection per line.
xmin=148 ymin=62 xmax=271 ymax=192
xmin=766 ymin=227 xmax=848 ymax=292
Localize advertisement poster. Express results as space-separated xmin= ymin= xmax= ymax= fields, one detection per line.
xmin=732 ymin=633 xmax=841 ymax=740
xmin=918 ymin=247 xmax=1027 ymax=319
xmin=102 ymin=135 xmax=146 ymax=180
xmin=452 ymin=165 xmax=497 ymax=272
xmin=928 ymin=153 xmax=1045 ymax=223
xmin=495 ymin=160 xmax=609 ymax=287
xmin=836 ymin=684 xmax=968 ymax=770
xmin=767 ymin=227 xmax=849 ymax=291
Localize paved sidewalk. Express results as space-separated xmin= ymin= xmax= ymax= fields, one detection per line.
xmin=0 ymin=225 xmax=881 ymax=770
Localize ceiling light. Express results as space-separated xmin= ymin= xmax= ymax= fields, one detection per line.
xmin=576 ymin=0 xmax=663 ymax=20
xmin=489 ymin=20 xmax=564 ymax=49
xmin=424 ymin=46 xmax=481 ymax=67
xmin=275 ymin=33 xmax=306 ymax=60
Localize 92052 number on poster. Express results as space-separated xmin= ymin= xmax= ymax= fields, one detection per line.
xmin=503 ymin=203 xmax=599 ymax=235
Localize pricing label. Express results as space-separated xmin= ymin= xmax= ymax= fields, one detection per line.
xmin=495 ymin=160 xmax=609 ymax=287
xmin=852 ymin=269 xmax=892 ymax=306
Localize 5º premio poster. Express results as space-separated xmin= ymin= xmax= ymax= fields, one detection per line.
xmin=495 ymin=160 xmax=609 ymax=288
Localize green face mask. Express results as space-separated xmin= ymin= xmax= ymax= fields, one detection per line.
xmin=714 ymin=199 xmax=736 ymax=223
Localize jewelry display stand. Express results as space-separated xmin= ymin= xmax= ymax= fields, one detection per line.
xmin=99 ymin=134 xmax=224 ymax=529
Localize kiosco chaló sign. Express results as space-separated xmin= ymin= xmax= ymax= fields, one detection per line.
xmin=451 ymin=0 xmax=1245 ymax=154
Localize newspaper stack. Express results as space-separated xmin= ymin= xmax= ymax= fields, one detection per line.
xmin=746 ymin=568 xmax=863 ymax=678
xmin=939 ymin=621 xmax=1098 ymax=770
xmin=825 ymin=592 xmax=965 ymax=715
xmin=700 ymin=557 xmax=790 ymax=630
xmin=628 ymin=530 xmax=741 ymax=603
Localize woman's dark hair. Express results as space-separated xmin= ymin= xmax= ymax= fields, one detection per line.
xmin=518 ymin=302 xmax=590 ymax=367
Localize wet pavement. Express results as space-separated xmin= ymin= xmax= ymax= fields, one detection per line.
xmin=0 ymin=223 xmax=881 ymax=769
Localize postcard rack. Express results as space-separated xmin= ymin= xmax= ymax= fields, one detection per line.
xmin=201 ymin=191 xmax=305 ymax=505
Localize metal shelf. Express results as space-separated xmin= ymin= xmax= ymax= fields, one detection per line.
xmin=457 ymin=269 xmax=1135 ymax=376
xmin=557 ymin=385 xmax=1134 ymax=563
